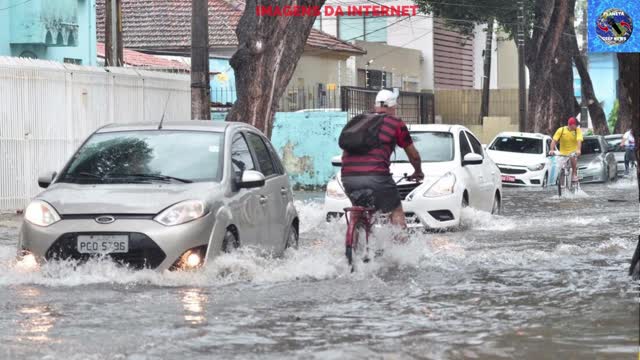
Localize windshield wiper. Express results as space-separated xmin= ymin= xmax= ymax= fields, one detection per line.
xmin=117 ymin=174 xmax=194 ymax=183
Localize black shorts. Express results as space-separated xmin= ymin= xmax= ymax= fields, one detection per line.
xmin=341 ymin=175 xmax=401 ymax=213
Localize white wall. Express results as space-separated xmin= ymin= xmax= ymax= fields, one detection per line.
xmin=0 ymin=57 xmax=190 ymax=210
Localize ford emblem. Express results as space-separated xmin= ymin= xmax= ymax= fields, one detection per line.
xmin=95 ymin=215 xmax=116 ymax=224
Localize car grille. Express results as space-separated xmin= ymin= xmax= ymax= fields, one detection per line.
xmin=498 ymin=167 xmax=527 ymax=174
xmin=45 ymin=232 xmax=166 ymax=269
xmin=397 ymin=183 xmax=421 ymax=199
xmin=404 ymin=212 xmax=422 ymax=225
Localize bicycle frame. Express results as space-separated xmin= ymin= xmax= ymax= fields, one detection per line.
xmin=551 ymin=153 xmax=579 ymax=196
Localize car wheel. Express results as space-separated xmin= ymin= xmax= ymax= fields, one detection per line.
xmin=284 ymin=224 xmax=299 ymax=251
xmin=491 ymin=192 xmax=501 ymax=215
xmin=542 ymin=172 xmax=548 ymax=188
xmin=222 ymin=229 xmax=239 ymax=253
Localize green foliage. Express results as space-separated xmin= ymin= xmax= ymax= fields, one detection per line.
xmin=413 ymin=0 xmax=536 ymax=39
xmin=608 ymin=99 xmax=619 ymax=133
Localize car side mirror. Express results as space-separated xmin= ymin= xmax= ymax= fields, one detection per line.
xmin=462 ymin=153 xmax=483 ymax=166
xmin=38 ymin=171 xmax=57 ymax=188
xmin=237 ymin=170 xmax=265 ymax=189
xmin=331 ymin=155 xmax=342 ymax=167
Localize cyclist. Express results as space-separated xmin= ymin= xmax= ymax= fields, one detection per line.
xmin=340 ymin=89 xmax=424 ymax=229
xmin=549 ymin=117 xmax=583 ymax=183
xmin=621 ymin=128 xmax=636 ymax=175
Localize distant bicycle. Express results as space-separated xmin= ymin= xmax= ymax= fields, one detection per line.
xmin=549 ymin=152 xmax=579 ymax=196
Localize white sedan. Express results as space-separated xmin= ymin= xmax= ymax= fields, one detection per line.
xmin=324 ymin=124 xmax=503 ymax=230
xmin=485 ymin=132 xmax=553 ymax=187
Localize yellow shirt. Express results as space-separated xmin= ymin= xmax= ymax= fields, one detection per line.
xmin=553 ymin=126 xmax=583 ymax=155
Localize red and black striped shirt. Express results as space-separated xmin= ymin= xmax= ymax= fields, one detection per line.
xmin=341 ymin=114 xmax=413 ymax=177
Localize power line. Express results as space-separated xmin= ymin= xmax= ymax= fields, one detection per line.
xmin=0 ymin=0 xmax=32 ymax=11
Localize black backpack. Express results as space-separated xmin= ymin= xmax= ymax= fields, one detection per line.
xmin=339 ymin=113 xmax=385 ymax=155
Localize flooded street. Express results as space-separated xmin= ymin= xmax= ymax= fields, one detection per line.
xmin=0 ymin=180 xmax=638 ymax=359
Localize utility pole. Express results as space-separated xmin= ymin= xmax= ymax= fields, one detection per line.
xmin=480 ymin=19 xmax=494 ymax=124
xmin=191 ymin=0 xmax=211 ymax=120
xmin=517 ymin=0 xmax=526 ymax=132
xmin=104 ymin=0 xmax=123 ymax=66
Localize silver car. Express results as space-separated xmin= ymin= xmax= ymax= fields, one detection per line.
xmin=18 ymin=121 xmax=299 ymax=271
xmin=577 ymin=135 xmax=618 ymax=183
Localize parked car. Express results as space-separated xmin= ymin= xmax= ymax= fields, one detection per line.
xmin=485 ymin=132 xmax=553 ymax=187
xmin=324 ymin=125 xmax=502 ymax=230
xmin=604 ymin=134 xmax=626 ymax=175
xmin=17 ymin=121 xmax=299 ymax=271
xmin=577 ymin=135 xmax=618 ymax=183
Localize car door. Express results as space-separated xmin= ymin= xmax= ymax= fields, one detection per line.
xmin=228 ymin=132 xmax=267 ymax=249
xmin=245 ymin=132 xmax=287 ymax=252
xmin=466 ymin=131 xmax=495 ymax=208
xmin=458 ymin=131 xmax=482 ymax=208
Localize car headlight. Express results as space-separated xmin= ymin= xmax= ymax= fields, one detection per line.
xmin=24 ymin=200 xmax=61 ymax=227
xmin=326 ymin=180 xmax=347 ymax=200
xmin=527 ymin=163 xmax=545 ymax=171
xmin=154 ymin=200 xmax=206 ymax=226
xmin=423 ymin=172 xmax=456 ymax=197
xmin=588 ymin=159 xmax=602 ymax=168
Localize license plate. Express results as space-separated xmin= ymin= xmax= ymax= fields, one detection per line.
xmin=501 ymin=175 xmax=516 ymax=182
xmin=77 ymin=235 xmax=129 ymax=254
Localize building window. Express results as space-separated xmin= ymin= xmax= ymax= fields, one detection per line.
xmin=313 ymin=14 xmax=322 ymax=31
xmin=338 ymin=16 xmax=387 ymax=43
xmin=358 ymin=69 xmax=391 ymax=89
xmin=64 ymin=58 xmax=82 ymax=65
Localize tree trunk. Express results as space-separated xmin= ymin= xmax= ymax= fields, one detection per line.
xmin=525 ymin=0 xmax=576 ymax=135
xmin=567 ymin=23 xmax=608 ymax=134
xmin=227 ymin=0 xmax=326 ymax=138
xmin=617 ymin=53 xmax=640 ymax=195
xmin=615 ymin=80 xmax=632 ymax=133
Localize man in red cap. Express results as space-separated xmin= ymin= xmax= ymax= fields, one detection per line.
xmin=550 ymin=117 xmax=583 ymax=182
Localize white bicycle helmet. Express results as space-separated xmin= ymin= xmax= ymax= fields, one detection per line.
xmin=375 ymin=88 xmax=399 ymax=108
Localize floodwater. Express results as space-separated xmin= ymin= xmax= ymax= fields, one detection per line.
xmin=0 ymin=179 xmax=638 ymax=359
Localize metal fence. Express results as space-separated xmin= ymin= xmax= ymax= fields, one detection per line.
xmin=0 ymin=57 xmax=190 ymax=211
xmin=340 ymin=86 xmax=435 ymax=124
xmin=211 ymin=85 xmax=342 ymax=111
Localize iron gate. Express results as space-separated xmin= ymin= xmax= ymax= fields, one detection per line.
xmin=340 ymin=86 xmax=434 ymax=124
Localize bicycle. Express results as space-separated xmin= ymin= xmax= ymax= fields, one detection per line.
xmin=549 ymin=152 xmax=579 ymax=197
xmin=344 ymin=174 xmax=418 ymax=272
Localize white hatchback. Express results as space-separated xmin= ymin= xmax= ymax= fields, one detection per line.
xmin=485 ymin=132 xmax=553 ymax=187
xmin=324 ymin=124 xmax=503 ymax=230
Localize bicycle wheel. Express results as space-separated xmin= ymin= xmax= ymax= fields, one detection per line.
xmin=346 ymin=221 xmax=368 ymax=272
xmin=557 ymin=168 xmax=564 ymax=197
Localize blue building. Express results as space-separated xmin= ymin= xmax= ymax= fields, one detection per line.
xmin=0 ymin=0 xmax=97 ymax=65
xmin=574 ymin=53 xmax=619 ymax=119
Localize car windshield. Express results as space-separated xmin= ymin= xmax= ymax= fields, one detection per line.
xmin=489 ymin=136 xmax=543 ymax=154
xmin=605 ymin=137 xmax=623 ymax=152
xmin=582 ymin=138 xmax=601 ymax=155
xmin=392 ymin=132 xmax=454 ymax=162
xmin=59 ymin=130 xmax=223 ymax=184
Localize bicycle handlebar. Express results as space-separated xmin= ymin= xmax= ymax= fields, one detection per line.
xmin=394 ymin=173 xmax=422 ymax=184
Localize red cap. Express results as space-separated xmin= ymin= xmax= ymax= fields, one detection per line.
xmin=568 ymin=117 xmax=577 ymax=126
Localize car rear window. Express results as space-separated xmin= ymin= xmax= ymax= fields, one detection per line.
xmin=489 ymin=136 xmax=543 ymax=154
xmin=59 ymin=130 xmax=223 ymax=184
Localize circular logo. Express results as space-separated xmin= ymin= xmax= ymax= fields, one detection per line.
xmin=596 ymin=8 xmax=633 ymax=45
xmin=95 ymin=215 xmax=116 ymax=224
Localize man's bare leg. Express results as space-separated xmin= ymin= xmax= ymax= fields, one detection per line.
xmin=390 ymin=206 xmax=408 ymax=243
xmin=571 ymin=157 xmax=578 ymax=181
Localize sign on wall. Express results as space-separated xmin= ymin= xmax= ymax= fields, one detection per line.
xmin=588 ymin=0 xmax=639 ymax=52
